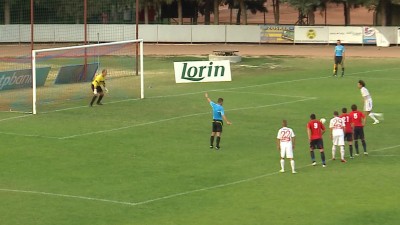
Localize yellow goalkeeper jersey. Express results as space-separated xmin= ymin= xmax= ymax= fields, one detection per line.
xmin=92 ymin=74 xmax=105 ymax=87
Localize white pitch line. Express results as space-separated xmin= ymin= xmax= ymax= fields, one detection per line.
xmin=348 ymin=68 xmax=400 ymax=75
xmin=228 ymin=98 xmax=315 ymax=112
xmin=40 ymin=98 xmax=142 ymax=114
xmin=1 ymin=144 xmax=398 ymax=207
xmin=370 ymin=144 xmax=400 ymax=152
xmin=0 ymin=188 xmax=136 ymax=206
xmin=59 ymin=98 xmax=315 ymax=139
xmin=0 ymin=114 xmax=32 ymax=123
xmin=218 ymin=90 xmax=314 ymax=99
xmin=0 ymin=131 xmax=59 ymax=139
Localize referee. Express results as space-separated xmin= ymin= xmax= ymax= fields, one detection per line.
xmin=333 ymin=39 xmax=345 ymax=77
xmin=205 ymin=92 xmax=232 ymax=150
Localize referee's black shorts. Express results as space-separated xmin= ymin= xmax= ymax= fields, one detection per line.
xmin=212 ymin=120 xmax=223 ymax=133
xmin=335 ymin=56 xmax=343 ymax=64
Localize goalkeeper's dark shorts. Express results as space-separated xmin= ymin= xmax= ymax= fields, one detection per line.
xmin=335 ymin=56 xmax=343 ymax=64
xmin=91 ymin=84 xmax=103 ymax=93
xmin=212 ymin=120 xmax=223 ymax=133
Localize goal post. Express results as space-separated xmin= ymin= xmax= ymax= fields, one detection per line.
xmin=31 ymin=39 xmax=144 ymax=114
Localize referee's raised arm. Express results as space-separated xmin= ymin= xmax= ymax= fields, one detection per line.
xmin=205 ymin=92 xmax=211 ymax=103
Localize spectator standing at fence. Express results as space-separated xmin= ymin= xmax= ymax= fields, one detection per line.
xmin=101 ymin=11 xmax=109 ymax=24
xmin=123 ymin=5 xmax=131 ymax=23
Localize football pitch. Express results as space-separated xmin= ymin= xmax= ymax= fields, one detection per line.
xmin=0 ymin=55 xmax=399 ymax=225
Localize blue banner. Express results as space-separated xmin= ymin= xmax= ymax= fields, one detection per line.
xmin=0 ymin=67 xmax=50 ymax=91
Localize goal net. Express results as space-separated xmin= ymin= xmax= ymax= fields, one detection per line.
xmin=30 ymin=39 xmax=144 ymax=114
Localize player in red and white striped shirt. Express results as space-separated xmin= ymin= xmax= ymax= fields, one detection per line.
xmin=276 ymin=120 xmax=297 ymax=174
xmin=329 ymin=111 xmax=346 ymax=162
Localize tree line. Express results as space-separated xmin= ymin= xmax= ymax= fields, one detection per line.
xmin=1 ymin=0 xmax=399 ymax=25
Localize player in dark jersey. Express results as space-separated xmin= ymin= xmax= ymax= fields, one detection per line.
xmin=340 ymin=107 xmax=354 ymax=158
xmin=349 ymin=104 xmax=367 ymax=156
xmin=306 ymin=114 xmax=327 ymax=167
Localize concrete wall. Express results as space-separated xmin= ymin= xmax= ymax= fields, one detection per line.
xmin=0 ymin=24 xmax=398 ymax=44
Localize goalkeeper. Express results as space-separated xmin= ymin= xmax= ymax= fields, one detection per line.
xmin=90 ymin=69 xmax=108 ymax=106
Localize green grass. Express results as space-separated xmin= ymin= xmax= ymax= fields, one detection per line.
xmin=1 ymin=56 xmax=400 ymax=225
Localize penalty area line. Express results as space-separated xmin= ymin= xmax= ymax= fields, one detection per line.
xmin=0 ymin=114 xmax=32 ymax=123
xmin=218 ymin=90 xmax=315 ymax=99
xmin=58 ymin=98 xmax=315 ymax=140
xmin=371 ymin=144 xmax=400 ymax=152
xmin=0 ymin=188 xmax=137 ymax=206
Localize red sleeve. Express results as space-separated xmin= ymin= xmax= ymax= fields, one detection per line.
xmin=320 ymin=122 xmax=326 ymax=131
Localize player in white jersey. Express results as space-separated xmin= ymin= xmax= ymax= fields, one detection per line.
xmin=276 ymin=120 xmax=297 ymax=174
xmin=329 ymin=111 xmax=347 ymax=162
xmin=358 ymin=80 xmax=383 ymax=124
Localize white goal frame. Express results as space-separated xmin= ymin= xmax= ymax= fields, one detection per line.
xmin=31 ymin=39 xmax=144 ymax=114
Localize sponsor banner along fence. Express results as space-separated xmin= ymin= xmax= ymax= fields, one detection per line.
xmin=363 ymin=27 xmax=377 ymax=44
xmin=0 ymin=67 xmax=50 ymax=91
xmin=294 ymin=26 xmax=329 ymax=43
xmin=260 ymin=26 xmax=397 ymax=45
xmin=260 ymin=25 xmax=294 ymax=43
xmin=398 ymin=28 xmax=400 ymax=44
xmin=173 ymin=60 xmax=232 ymax=84
xmin=328 ymin=26 xmax=363 ymax=44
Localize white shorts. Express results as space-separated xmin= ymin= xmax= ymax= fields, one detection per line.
xmin=332 ymin=135 xmax=345 ymax=146
xmin=364 ymin=99 xmax=373 ymax=112
xmin=280 ymin=143 xmax=294 ymax=158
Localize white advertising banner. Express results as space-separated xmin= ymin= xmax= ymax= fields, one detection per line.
xmin=294 ymin=26 xmax=328 ymax=43
xmin=362 ymin=27 xmax=376 ymax=44
xmin=329 ymin=26 xmax=363 ymax=44
xmin=376 ymin=29 xmax=390 ymax=47
xmin=398 ymin=28 xmax=400 ymax=44
xmin=174 ymin=60 xmax=232 ymax=84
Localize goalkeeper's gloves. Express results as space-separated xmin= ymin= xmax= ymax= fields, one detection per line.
xmin=104 ymin=87 xmax=109 ymax=93
xmin=93 ymin=89 xmax=97 ymax=94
